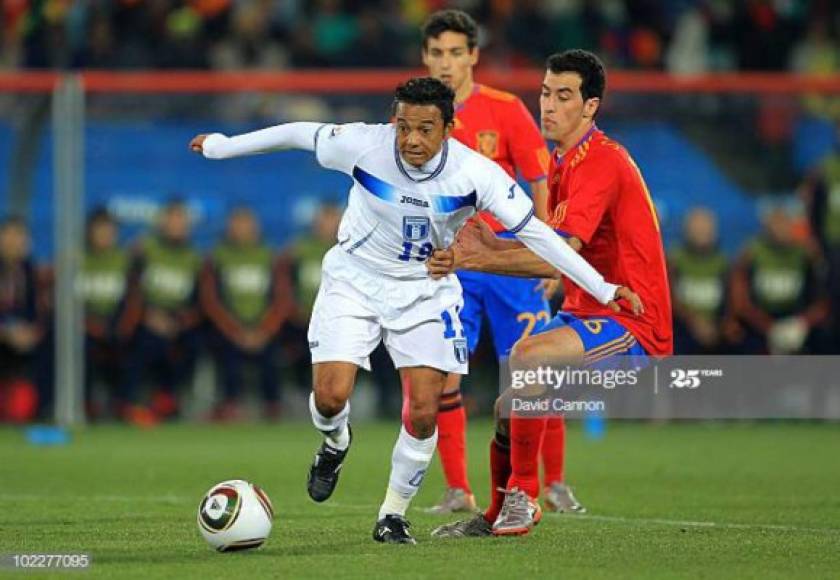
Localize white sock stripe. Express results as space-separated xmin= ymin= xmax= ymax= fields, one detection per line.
xmin=398 ymin=425 xmax=438 ymax=452
xmin=308 ymin=391 xmax=350 ymax=432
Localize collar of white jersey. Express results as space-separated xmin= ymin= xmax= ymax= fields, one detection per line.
xmin=393 ymin=137 xmax=449 ymax=183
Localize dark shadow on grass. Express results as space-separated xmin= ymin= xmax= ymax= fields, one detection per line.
xmin=93 ymin=537 xmax=374 ymax=565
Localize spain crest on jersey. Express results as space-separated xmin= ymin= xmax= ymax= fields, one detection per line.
xmin=476 ymin=131 xmax=499 ymax=159
xmin=454 ymin=338 xmax=468 ymax=364
xmin=549 ymin=200 xmax=568 ymax=229
xmin=403 ymin=216 xmax=430 ymax=241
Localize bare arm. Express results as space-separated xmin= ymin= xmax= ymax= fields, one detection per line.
xmin=455 ymin=229 xmax=583 ymax=277
xmin=530 ymin=178 xmax=549 ymax=221
xmin=428 ymin=229 xmax=640 ymax=313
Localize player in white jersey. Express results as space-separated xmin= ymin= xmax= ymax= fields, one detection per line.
xmin=190 ymin=77 xmax=641 ymax=544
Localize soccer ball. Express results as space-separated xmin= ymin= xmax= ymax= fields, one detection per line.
xmin=197 ymin=480 xmax=274 ymax=552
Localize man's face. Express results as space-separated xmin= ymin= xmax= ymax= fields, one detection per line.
xmin=0 ymin=224 xmax=30 ymax=262
xmin=228 ymin=211 xmax=259 ymax=245
xmin=685 ymin=209 xmax=718 ymax=250
xmin=540 ymin=71 xmax=599 ymax=142
xmin=422 ymin=31 xmax=478 ymax=94
xmin=90 ymin=220 xmax=117 ymax=251
xmin=160 ymin=206 xmax=190 ymax=242
xmin=394 ymin=102 xmax=452 ymax=167
xmin=765 ymin=209 xmax=793 ymax=244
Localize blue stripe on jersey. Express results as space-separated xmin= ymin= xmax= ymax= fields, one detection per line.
xmin=430 ymin=190 xmax=477 ymax=213
xmin=508 ymin=207 xmax=535 ymax=234
xmin=353 ymin=166 xmax=400 ymax=203
xmin=352 ymin=166 xmax=477 ymax=213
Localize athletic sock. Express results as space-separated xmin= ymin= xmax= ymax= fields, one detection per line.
xmin=378 ymin=425 xmax=438 ymax=519
xmin=308 ymin=391 xmax=350 ymax=451
xmin=436 ymin=389 xmax=471 ymax=493
xmin=541 ymin=416 xmax=566 ymax=487
xmin=483 ymin=433 xmax=511 ymax=524
xmin=507 ymin=414 xmax=548 ymax=499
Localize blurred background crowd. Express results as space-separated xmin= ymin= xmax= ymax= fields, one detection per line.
xmin=1 ymin=0 xmax=840 ymax=424
xmin=0 ymin=0 xmax=838 ymax=73
xmin=2 ymin=187 xmax=839 ymax=424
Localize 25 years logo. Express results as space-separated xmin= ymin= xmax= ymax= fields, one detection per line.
xmin=670 ymin=369 xmax=701 ymax=388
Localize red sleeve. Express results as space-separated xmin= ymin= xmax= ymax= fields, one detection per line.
xmin=505 ymin=98 xmax=550 ymax=182
xmin=555 ymin=153 xmax=619 ymax=244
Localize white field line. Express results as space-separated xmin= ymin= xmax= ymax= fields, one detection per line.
xmin=2 ymin=494 xmax=837 ymax=534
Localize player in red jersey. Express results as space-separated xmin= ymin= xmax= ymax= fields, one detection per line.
xmin=430 ymin=49 xmax=671 ymax=537
xmin=419 ymin=10 xmax=581 ymax=515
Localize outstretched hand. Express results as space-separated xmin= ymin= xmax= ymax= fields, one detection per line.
xmin=189 ymin=134 xmax=208 ymax=154
xmin=607 ymin=286 xmax=644 ymax=316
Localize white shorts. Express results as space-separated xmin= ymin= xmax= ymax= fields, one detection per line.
xmin=308 ymin=247 xmax=468 ymax=374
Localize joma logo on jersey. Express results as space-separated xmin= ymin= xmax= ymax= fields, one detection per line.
xmin=403 ymin=216 xmax=430 ymax=241
xmin=399 ymin=195 xmax=429 ymax=208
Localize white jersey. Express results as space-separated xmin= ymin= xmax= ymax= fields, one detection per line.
xmin=314 ymin=122 xmax=534 ymax=280
xmin=201 ymin=119 xmax=619 ymax=372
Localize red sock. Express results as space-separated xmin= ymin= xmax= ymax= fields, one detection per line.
xmin=507 ymin=415 xmax=547 ymax=499
xmin=483 ymin=435 xmax=511 ymax=524
xmin=436 ymin=390 xmax=471 ymax=493
xmin=541 ymin=416 xmax=566 ymax=487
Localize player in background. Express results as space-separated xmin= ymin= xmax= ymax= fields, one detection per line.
xmin=429 ymin=50 xmax=672 ymax=537
xmin=421 ymin=9 xmax=580 ymax=514
xmin=190 ymin=77 xmax=640 ymax=544
xmin=201 ymin=207 xmax=294 ymax=421
xmin=119 ymin=200 xmax=203 ymax=423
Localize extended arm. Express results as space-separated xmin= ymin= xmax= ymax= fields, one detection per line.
xmin=191 ymin=122 xmax=325 ymax=159
xmin=503 ymin=217 xmax=619 ymax=304
xmin=430 ymin=220 xmax=641 ymax=312
xmin=457 ymin=231 xmax=583 ymax=277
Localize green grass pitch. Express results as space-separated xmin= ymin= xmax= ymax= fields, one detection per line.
xmin=1 ymin=421 xmax=839 ymax=579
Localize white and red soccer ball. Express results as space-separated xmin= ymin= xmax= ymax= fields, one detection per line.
xmin=197 ymin=480 xmax=274 ymax=552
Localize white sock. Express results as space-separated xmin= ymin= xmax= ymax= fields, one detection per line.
xmin=378 ymin=425 xmax=438 ymax=519
xmin=309 ymin=392 xmax=350 ymax=451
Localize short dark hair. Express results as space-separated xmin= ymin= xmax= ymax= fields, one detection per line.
xmin=87 ymin=207 xmax=114 ymax=229
xmin=421 ymin=9 xmax=478 ymax=50
xmin=393 ymin=77 xmax=455 ymax=127
xmin=546 ymin=49 xmax=606 ymax=104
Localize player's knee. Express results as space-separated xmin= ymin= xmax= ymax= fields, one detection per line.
xmin=511 ymin=329 xmax=582 ymax=367
xmin=509 ymin=336 xmax=540 ymax=368
xmin=312 ymin=382 xmax=349 ymax=418
xmin=406 ymin=401 xmax=437 ymax=439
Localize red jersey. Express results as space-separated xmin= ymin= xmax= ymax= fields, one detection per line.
xmin=547 ymin=127 xmax=673 ymax=355
xmin=451 ymin=84 xmax=550 ymax=232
